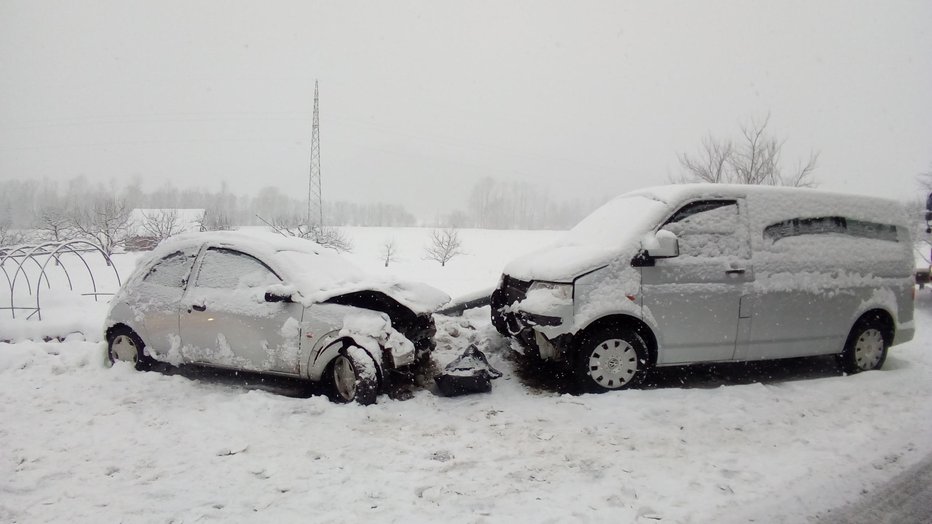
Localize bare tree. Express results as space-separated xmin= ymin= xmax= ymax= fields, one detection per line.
xmin=381 ymin=238 xmax=398 ymax=267
xmin=0 ymin=220 xmax=27 ymax=247
xmin=36 ymin=205 xmax=74 ymax=242
xmin=264 ymin=213 xmax=354 ymax=253
xmin=424 ymin=228 xmax=463 ymax=267
xmin=678 ymin=114 xmax=819 ymax=187
xmin=141 ymin=209 xmax=184 ymax=241
xmin=69 ymin=196 xmax=133 ymax=258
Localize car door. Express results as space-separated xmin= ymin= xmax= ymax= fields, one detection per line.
xmin=179 ymin=247 xmax=305 ymax=374
xmin=640 ymin=199 xmax=753 ymax=364
xmin=132 ymin=247 xmax=200 ymax=358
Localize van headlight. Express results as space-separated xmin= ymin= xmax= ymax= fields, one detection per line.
xmin=527 ymin=281 xmax=573 ymax=301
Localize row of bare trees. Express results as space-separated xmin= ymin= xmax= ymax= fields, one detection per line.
xmin=0 ymin=112 xmax=831 ymax=254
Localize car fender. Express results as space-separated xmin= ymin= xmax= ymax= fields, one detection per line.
xmin=306 ymin=336 xmax=384 ymax=382
xmin=104 ymin=303 xmax=151 ymax=356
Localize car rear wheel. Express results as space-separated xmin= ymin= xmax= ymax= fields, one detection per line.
xmin=575 ymin=328 xmax=648 ymax=392
xmin=107 ymin=327 xmax=151 ymax=371
xmin=840 ymin=317 xmax=889 ymax=374
xmin=330 ymin=346 xmax=379 ymax=405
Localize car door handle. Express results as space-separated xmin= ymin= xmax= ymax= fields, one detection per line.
xmin=190 ymin=304 xmax=207 ymax=312
xmin=725 ymin=268 xmax=746 ymax=275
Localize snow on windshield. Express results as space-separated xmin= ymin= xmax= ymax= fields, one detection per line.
xmin=561 ymin=195 xmax=669 ymax=248
xmin=503 ymin=194 xmax=671 ymax=281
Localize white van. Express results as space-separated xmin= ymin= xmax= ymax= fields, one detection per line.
xmin=491 ymin=184 xmax=915 ymax=391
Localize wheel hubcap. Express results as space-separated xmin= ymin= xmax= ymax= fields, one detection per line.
xmin=110 ymin=335 xmax=138 ymax=364
xmin=333 ymin=356 xmax=357 ymax=401
xmin=588 ymin=338 xmax=638 ymax=389
xmin=854 ymin=328 xmax=884 ymax=370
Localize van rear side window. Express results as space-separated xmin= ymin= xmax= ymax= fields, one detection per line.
xmin=763 ymin=216 xmax=898 ymax=243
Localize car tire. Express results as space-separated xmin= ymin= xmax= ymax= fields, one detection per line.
xmin=330 ymin=345 xmax=380 ymax=405
xmin=575 ymin=327 xmax=648 ymax=392
xmin=839 ymin=316 xmax=889 ymax=374
xmin=107 ymin=326 xmax=152 ymax=371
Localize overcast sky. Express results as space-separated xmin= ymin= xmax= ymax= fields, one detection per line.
xmin=1 ymin=1 xmax=930 ymax=220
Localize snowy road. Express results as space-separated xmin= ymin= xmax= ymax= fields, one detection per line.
xmin=2 ymin=300 xmax=931 ymax=523
xmin=818 ymin=452 xmax=932 ymax=524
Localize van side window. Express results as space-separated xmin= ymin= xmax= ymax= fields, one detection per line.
xmin=664 ymin=200 xmax=736 ymax=225
xmin=661 ymin=200 xmax=747 ymax=258
xmin=764 ymin=217 xmax=898 ymax=243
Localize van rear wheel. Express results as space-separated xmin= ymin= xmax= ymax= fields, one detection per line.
xmin=575 ymin=328 xmax=648 ymax=392
xmin=840 ymin=317 xmax=889 ymax=374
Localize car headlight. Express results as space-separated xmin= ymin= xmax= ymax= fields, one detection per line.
xmin=527 ymin=281 xmax=573 ymax=301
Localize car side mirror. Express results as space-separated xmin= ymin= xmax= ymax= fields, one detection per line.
xmin=643 ymin=230 xmax=679 ymax=258
xmin=264 ymin=291 xmax=293 ymax=303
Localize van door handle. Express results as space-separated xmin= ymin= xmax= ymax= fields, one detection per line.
xmin=725 ymin=268 xmax=746 ymax=275
xmin=190 ymin=304 xmax=207 ymax=312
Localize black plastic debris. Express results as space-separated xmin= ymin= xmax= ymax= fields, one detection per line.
xmin=434 ymin=345 xmax=503 ymax=396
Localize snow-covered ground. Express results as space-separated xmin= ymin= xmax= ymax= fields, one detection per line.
xmin=1 ymin=227 xmax=931 ymax=523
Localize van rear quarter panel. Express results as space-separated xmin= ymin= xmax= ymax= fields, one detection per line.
xmin=744 ymin=191 xmax=913 ymax=359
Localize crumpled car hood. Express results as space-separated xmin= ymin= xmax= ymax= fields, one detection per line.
xmin=324 ymin=279 xmax=451 ymax=315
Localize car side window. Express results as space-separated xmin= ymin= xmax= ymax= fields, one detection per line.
xmin=661 ymin=200 xmax=748 ymax=258
xmin=142 ymin=251 xmax=195 ymax=288
xmin=194 ymin=248 xmax=281 ymax=290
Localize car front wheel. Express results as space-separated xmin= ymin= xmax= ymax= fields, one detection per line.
xmin=107 ymin=327 xmax=151 ymax=371
xmin=330 ymin=345 xmax=379 ymax=405
xmin=575 ymin=328 xmax=648 ymax=392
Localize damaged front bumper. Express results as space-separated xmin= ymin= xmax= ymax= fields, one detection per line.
xmin=492 ymin=276 xmax=575 ymax=361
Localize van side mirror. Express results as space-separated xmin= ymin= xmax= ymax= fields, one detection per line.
xmin=643 ymin=230 xmax=679 ymax=258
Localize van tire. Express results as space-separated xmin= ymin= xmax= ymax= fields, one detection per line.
xmin=575 ymin=327 xmax=648 ymax=391
xmin=839 ymin=317 xmax=889 ymax=374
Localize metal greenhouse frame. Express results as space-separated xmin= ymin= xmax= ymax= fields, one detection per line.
xmin=0 ymin=240 xmax=121 ymax=321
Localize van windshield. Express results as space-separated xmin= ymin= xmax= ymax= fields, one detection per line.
xmin=560 ymin=195 xmax=671 ymax=248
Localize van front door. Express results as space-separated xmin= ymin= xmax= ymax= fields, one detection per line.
xmin=640 ymin=199 xmax=753 ymax=364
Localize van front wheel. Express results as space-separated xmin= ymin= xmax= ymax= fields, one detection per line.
xmin=575 ymin=328 xmax=648 ymax=391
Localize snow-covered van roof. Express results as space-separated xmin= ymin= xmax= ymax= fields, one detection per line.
xmin=139 ymin=231 xmax=451 ymax=314
xmin=504 ymin=184 xmax=910 ymax=281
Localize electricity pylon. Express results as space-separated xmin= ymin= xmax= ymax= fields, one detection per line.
xmin=307 ymin=80 xmax=323 ymax=228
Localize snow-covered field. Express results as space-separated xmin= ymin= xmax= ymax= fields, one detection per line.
xmin=1 ymin=227 xmax=931 ymax=523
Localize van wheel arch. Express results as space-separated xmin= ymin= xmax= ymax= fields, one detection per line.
xmin=849 ymin=309 xmax=895 ymax=347
xmin=575 ymin=315 xmax=658 ymax=368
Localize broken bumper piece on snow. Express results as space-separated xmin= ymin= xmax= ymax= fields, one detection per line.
xmin=434 ymin=345 xmax=502 ymax=396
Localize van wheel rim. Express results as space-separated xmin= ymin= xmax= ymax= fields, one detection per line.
xmin=587 ymin=339 xmax=638 ymax=389
xmin=333 ymin=356 xmax=357 ymax=401
xmin=854 ymin=328 xmax=884 ymax=370
xmin=111 ymin=335 xmax=138 ymax=363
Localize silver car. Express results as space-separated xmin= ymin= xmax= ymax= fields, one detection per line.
xmin=104 ymin=231 xmax=450 ymax=404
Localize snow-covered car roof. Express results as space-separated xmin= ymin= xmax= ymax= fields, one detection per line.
xmin=140 ymin=231 xmax=451 ymax=314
